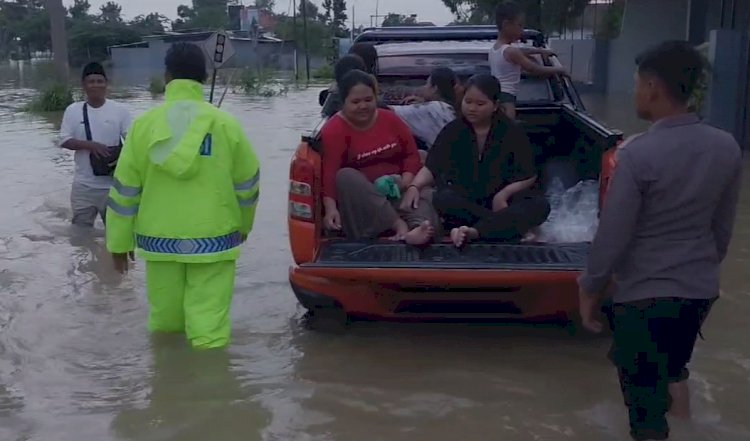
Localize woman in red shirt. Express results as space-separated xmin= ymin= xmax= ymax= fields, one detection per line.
xmin=320 ymin=70 xmax=439 ymax=245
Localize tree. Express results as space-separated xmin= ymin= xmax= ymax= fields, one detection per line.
xmin=131 ymin=12 xmax=170 ymax=34
xmin=254 ymin=0 xmax=275 ymax=9
xmin=68 ymin=0 xmax=90 ymax=20
xmin=172 ymin=0 xmax=229 ymax=30
xmin=332 ymin=0 xmax=347 ymax=36
xmin=298 ymin=0 xmax=322 ymax=22
xmin=382 ymin=13 xmax=417 ymax=27
xmin=442 ymin=0 xmax=542 ymax=29
xmin=99 ymin=1 xmax=122 ymax=23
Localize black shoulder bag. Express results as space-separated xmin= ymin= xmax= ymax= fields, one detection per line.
xmin=83 ymin=103 xmax=123 ymax=176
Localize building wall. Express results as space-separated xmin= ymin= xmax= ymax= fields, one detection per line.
xmin=549 ymin=38 xmax=597 ymax=85
xmin=606 ymin=0 xmax=689 ymax=96
xmin=110 ymin=37 xmax=324 ymax=74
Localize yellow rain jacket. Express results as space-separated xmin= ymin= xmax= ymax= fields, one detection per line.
xmin=106 ymin=79 xmax=260 ymax=263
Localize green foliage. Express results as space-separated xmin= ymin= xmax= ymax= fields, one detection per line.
xmin=275 ymin=14 xmax=332 ymax=57
xmin=234 ymin=68 xmax=289 ymax=97
xmin=0 ymin=0 xmax=166 ymax=65
xmin=443 ymin=0 xmax=591 ymax=31
xmin=99 ymin=1 xmax=122 ymax=23
xmin=68 ymin=18 xmax=141 ymax=66
xmin=595 ymin=0 xmax=624 ymax=39
xmin=312 ymin=64 xmax=333 ymax=80
xmin=149 ymin=75 xmax=166 ymax=95
xmin=26 ymin=82 xmax=73 ymax=113
xmin=690 ymin=43 xmax=712 ymax=114
xmin=172 ymin=0 xmax=230 ymax=30
xmin=382 ymin=13 xmax=418 ymax=27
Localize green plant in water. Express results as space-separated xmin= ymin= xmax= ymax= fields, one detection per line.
xmin=149 ymin=75 xmax=166 ymax=95
xmin=233 ymin=67 xmax=289 ymax=97
xmin=26 ymin=83 xmax=74 ymax=113
xmin=312 ymin=64 xmax=334 ymax=80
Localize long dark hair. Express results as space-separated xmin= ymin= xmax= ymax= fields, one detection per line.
xmin=429 ymin=67 xmax=459 ymax=109
xmin=339 ymin=69 xmax=378 ymax=101
xmin=348 ymin=43 xmax=377 ymax=74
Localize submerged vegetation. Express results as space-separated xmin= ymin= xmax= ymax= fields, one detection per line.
xmin=312 ymin=65 xmax=334 ymax=80
xmin=230 ymin=68 xmax=290 ymax=98
xmin=26 ymin=83 xmax=73 ymax=113
xmin=149 ymin=75 xmax=166 ymax=95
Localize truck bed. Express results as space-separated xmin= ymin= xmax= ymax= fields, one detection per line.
xmin=304 ymin=240 xmax=590 ymax=271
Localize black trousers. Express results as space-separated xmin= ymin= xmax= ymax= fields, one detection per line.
xmin=432 ymin=187 xmax=551 ymax=241
xmin=606 ymin=297 xmax=717 ymax=441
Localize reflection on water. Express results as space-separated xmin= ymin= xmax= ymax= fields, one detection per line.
xmin=0 ymin=61 xmax=748 ymax=441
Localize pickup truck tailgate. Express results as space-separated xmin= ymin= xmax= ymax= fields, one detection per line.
xmin=303 ymin=241 xmax=590 ymax=271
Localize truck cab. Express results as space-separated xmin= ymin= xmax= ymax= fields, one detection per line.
xmin=288 ymin=26 xmax=621 ymax=323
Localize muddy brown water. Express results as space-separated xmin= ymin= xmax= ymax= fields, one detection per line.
xmin=1 ymin=63 xmax=749 ymax=441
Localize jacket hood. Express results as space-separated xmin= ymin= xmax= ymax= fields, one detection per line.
xmin=146 ymin=80 xmax=213 ymax=179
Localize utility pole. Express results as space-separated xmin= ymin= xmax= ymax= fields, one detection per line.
xmin=292 ymin=0 xmax=298 ymax=80
xmin=45 ymin=0 xmax=69 ymax=83
xmin=301 ymin=0 xmax=310 ymax=81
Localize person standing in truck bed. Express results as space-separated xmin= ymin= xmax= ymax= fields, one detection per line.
xmin=577 ymin=40 xmax=742 ymax=441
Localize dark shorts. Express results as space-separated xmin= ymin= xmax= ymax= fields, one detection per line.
xmin=499 ymin=92 xmax=517 ymax=104
xmin=606 ymin=297 xmax=716 ymax=441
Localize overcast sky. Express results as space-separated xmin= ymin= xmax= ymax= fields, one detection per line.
xmin=64 ymin=0 xmax=457 ymax=27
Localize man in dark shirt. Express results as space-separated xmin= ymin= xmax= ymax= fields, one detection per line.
xmin=577 ymin=41 xmax=742 ymax=441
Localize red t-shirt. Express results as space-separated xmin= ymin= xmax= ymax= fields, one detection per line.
xmin=320 ymin=109 xmax=421 ymax=200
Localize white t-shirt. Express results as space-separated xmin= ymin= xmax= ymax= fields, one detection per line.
xmin=391 ymin=101 xmax=456 ymax=148
xmin=59 ymin=100 xmax=133 ymax=189
xmin=489 ymin=43 xmax=521 ymax=97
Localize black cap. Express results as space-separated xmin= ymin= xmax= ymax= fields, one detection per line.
xmin=82 ymin=62 xmax=107 ymax=81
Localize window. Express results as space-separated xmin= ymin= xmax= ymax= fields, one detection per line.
xmin=377 ymin=53 xmax=554 ymax=103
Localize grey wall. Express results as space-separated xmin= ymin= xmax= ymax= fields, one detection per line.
xmin=606 ymin=0 xmax=689 ymax=96
xmin=110 ymin=38 xmax=320 ymax=73
xmin=549 ymin=38 xmax=596 ymax=85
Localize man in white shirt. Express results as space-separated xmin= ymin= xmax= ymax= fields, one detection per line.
xmin=59 ymin=62 xmax=133 ymax=227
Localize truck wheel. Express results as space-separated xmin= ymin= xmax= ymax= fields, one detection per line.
xmin=304 ymin=306 xmax=350 ymax=333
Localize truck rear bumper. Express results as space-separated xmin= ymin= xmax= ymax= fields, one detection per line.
xmin=289 ymin=265 xmax=581 ymax=321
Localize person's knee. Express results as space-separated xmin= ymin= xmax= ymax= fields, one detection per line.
xmin=334 ymin=168 xmax=364 ymax=195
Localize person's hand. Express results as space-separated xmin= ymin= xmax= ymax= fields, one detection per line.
xmin=400 ymin=186 xmax=421 ymax=210
xmin=401 ymin=95 xmax=425 ymax=105
xmin=324 ymin=208 xmax=342 ymax=231
xmin=113 ymin=251 xmax=135 ymax=275
xmin=578 ymin=287 xmax=604 ymax=333
xmin=492 ymin=192 xmax=509 ymax=212
xmin=89 ymin=142 xmax=111 ymax=159
xmin=537 ymin=48 xmax=556 ymax=58
xmin=554 ymin=66 xmax=570 ymax=77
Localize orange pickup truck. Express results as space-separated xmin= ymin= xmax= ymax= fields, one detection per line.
xmin=287 ymin=26 xmax=621 ymax=325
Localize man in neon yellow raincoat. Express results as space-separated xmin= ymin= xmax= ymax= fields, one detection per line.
xmin=106 ymin=42 xmax=260 ymax=349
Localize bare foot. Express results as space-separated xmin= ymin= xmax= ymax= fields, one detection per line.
xmin=521 ymin=228 xmax=539 ymax=243
xmin=450 ymin=226 xmax=478 ymax=248
xmin=404 ymin=221 xmax=434 ymax=245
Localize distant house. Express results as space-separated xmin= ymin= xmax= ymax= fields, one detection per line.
xmin=108 ymin=31 xmax=297 ymax=72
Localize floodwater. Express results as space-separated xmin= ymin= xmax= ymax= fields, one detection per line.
xmin=1 ymin=62 xmax=749 ymax=441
